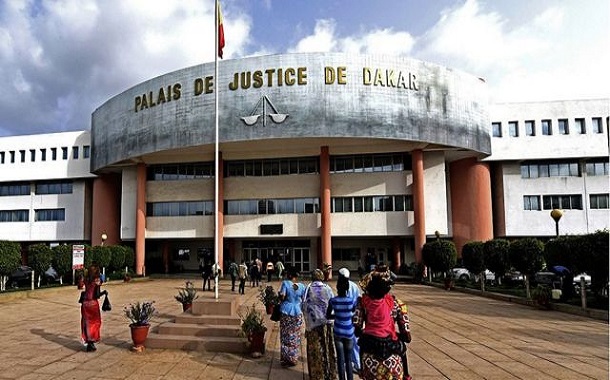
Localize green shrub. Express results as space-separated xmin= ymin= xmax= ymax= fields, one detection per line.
xmin=422 ymin=239 xmax=457 ymax=278
xmin=0 ymin=241 xmax=22 ymax=279
xmin=484 ymin=239 xmax=511 ymax=283
xmin=28 ymin=243 xmax=53 ymax=284
xmin=52 ymin=244 xmax=73 ymax=282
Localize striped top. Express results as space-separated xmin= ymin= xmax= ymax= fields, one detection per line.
xmin=328 ymin=295 xmax=355 ymax=339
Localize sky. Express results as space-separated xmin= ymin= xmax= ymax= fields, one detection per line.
xmin=0 ymin=0 xmax=608 ymax=137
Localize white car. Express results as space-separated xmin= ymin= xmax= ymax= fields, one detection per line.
xmin=451 ymin=267 xmax=495 ymax=282
xmin=573 ymin=273 xmax=591 ymax=286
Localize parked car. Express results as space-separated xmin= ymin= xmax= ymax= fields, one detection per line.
xmin=572 ymin=273 xmax=591 ymax=286
xmin=7 ymin=266 xmax=33 ymax=288
xmin=44 ymin=266 xmax=60 ymax=284
xmin=451 ymin=267 xmax=495 ymax=282
xmin=502 ymin=270 xmax=524 ymax=285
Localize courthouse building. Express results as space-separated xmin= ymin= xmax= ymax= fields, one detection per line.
xmin=0 ymin=53 xmax=607 ymax=276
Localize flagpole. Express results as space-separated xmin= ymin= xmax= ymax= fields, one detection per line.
xmin=214 ymin=0 xmax=220 ymax=300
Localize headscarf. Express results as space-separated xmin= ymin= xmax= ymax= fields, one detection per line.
xmin=359 ymin=264 xmax=393 ymax=296
xmin=312 ymin=269 xmax=324 ymax=281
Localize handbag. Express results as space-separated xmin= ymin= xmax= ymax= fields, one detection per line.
xmin=270 ymin=304 xmax=281 ymax=322
xmin=101 ymin=294 xmax=112 ymax=311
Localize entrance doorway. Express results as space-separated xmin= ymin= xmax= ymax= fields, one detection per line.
xmin=242 ymin=240 xmax=311 ymax=274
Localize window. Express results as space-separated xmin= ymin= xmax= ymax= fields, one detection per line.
xmin=542 ymin=195 xmax=583 ymax=210
xmin=35 ymin=180 xmax=73 ymax=194
xmin=19 ymin=150 xmax=25 ymax=163
xmin=40 ymin=149 xmax=46 ymax=161
xmin=525 ymin=120 xmax=535 ymax=136
xmin=592 ymin=117 xmax=603 ymax=133
xmin=590 ymin=194 xmax=609 ymax=209
xmin=509 ymin=121 xmax=519 ymax=137
xmin=575 ymin=118 xmax=586 ymax=134
xmin=51 ymin=148 xmax=57 ymax=160
xmin=330 ymin=153 xmax=410 ymax=174
xmin=30 ymin=149 xmax=36 ymax=162
xmin=148 ymin=162 xmax=214 ymax=180
xmin=83 ymin=145 xmax=90 ymax=159
xmin=35 ymin=208 xmax=65 ymax=221
xmin=492 ymin=122 xmax=502 ymax=137
xmin=147 ymin=201 xmax=214 ymax=216
xmin=558 ymin=119 xmax=569 ymax=135
xmin=0 ymin=182 xmax=31 ymax=196
xmin=72 ymin=146 xmax=79 ymax=159
xmin=224 ymin=198 xmax=319 ymax=215
xmin=0 ymin=151 xmax=4 ymax=164
xmin=542 ymin=120 xmax=552 ymax=135
xmin=523 ymin=195 xmax=541 ymax=210
xmin=521 ymin=161 xmax=579 ymax=178
xmin=585 ymin=160 xmax=609 ymax=176
xmin=61 ymin=147 xmax=68 ymax=160
xmin=0 ymin=210 xmax=29 ymax=222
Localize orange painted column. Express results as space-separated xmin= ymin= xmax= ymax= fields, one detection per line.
xmin=449 ymin=157 xmax=493 ymax=256
xmin=392 ymin=237 xmax=402 ymax=272
xmin=217 ymin=153 xmax=225 ymax=273
xmin=320 ymin=146 xmax=332 ymax=277
xmin=412 ymin=150 xmax=425 ymax=265
xmin=91 ymin=173 xmax=121 ymax=246
xmin=135 ymin=163 xmax=146 ymax=276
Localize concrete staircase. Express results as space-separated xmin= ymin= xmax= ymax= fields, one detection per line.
xmin=146 ymin=295 xmax=249 ymax=353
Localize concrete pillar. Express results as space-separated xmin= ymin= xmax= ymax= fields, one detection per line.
xmin=135 ymin=163 xmax=146 ymax=276
xmin=412 ymin=150 xmax=425 ymax=265
xmin=320 ymin=146 xmax=332 ymax=277
xmin=449 ymin=157 xmax=493 ymax=256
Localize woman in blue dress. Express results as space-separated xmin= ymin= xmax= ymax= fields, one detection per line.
xmin=278 ymin=267 xmax=306 ymax=366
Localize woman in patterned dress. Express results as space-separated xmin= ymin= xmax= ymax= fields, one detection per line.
xmin=278 ymin=267 xmax=306 ymax=366
xmin=354 ymin=265 xmax=411 ymax=380
xmin=303 ymin=269 xmax=337 ymax=380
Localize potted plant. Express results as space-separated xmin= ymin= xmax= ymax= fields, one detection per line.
xmin=175 ymin=281 xmax=198 ymax=311
xmin=239 ymin=304 xmax=268 ymax=355
xmin=258 ymin=285 xmax=279 ymax=314
xmin=124 ymin=300 xmax=156 ymax=350
xmin=531 ymin=284 xmax=552 ymax=309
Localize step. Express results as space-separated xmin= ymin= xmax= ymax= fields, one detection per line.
xmin=157 ymin=322 xmax=241 ymax=337
xmin=174 ymin=313 xmax=242 ymax=326
xmin=145 ymin=332 xmax=249 ymax=353
xmin=191 ymin=296 xmax=239 ymax=316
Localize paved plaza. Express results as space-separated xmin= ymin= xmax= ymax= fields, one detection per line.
xmin=0 ymin=277 xmax=607 ymax=380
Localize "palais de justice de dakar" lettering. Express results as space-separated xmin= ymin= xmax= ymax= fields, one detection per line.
xmin=134 ymin=66 xmax=419 ymax=113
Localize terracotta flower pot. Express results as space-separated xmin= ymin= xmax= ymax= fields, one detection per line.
xmin=130 ymin=324 xmax=150 ymax=348
xmin=265 ymin=304 xmax=274 ymax=315
xmin=248 ymin=331 xmax=266 ymax=354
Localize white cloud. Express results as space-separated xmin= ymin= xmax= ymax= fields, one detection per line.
xmin=414 ymin=0 xmax=609 ymax=102
xmin=289 ymin=18 xmax=415 ymax=56
xmin=0 ymin=0 xmax=252 ymax=136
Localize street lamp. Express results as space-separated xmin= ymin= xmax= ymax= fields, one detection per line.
xmin=550 ymin=209 xmax=563 ymax=237
xmin=101 ymin=232 xmax=108 ymax=246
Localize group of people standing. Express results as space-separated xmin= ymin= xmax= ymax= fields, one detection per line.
xmin=276 ymin=264 xmax=412 ymax=380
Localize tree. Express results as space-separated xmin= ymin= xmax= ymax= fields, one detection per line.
xmin=90 ymin=245 xmax=112 ymax=279
xmin=509 ymin=238 xmax=544 ymax=299
xmin=124 ymin=246 xmax=135 ymax=272
xmin=484 ymin=239 xmax=511 ymax=286
xmin=580 ymin=230 xmax=609 ymax=299
xmin=462 ymin=241 xmax=486 ymax=291
xmin=0 ymin=240 xmax=21 ymax=292
xmin=109 ymin=245 xmax=126 ymax=272
xmin=422 ymin=240 xmax=457 ymax=280
xmin=28 ymin=243 xmax=53 ymax=287
xmin=52 ymin=244 xmax=73 ymax=285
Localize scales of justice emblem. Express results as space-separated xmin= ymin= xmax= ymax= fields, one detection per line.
xmin=240 ymin=95 xmax=289 ymax=127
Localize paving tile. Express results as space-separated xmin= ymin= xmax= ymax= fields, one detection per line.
xmin=1 ymin=278 xmax=607 ymax=380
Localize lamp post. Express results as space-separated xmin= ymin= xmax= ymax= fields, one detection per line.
xmin=101 ymin=232 xmax=108 ymax=246
xmin=550 ymin=209 xmax=563 ymax=237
